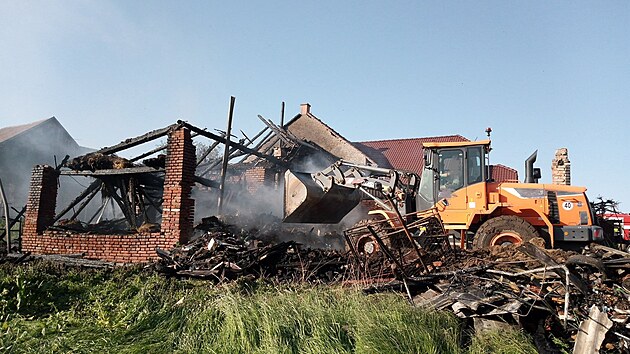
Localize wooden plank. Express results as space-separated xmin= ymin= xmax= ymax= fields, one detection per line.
xmin=0 ymin=205 xmax=26 ymax=240
xmin=196 ymin=140 xmax=222 ymax=166
xmin=218 ymin=96 xmax=236 ymax=214
xmin=103 ymin=181 xmax=133 ymax=229
xmin=194 ymin=175 xmax=220 ymax=188
xmin=70 ymin=183 xmax=101 ymax=220
xmin=98 ymin=123 xmax=180 ymax=155
xmin=130 ymin=131 xmax=202 ymax=162
xmin=60 ymin=167 xmax=165 ymax=176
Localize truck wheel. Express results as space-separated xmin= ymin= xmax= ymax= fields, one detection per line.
xmin=473 ymin=216 xmax=539 ymax=249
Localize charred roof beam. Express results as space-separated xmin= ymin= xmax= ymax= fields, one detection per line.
xmin=98 ymin=123 xmax=182 ymax=155
xmin=178 ymin=121 xmax=288 ymax=168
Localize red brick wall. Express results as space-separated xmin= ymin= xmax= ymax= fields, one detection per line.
xmin=21 ymin=232 xmax=166 ymax=263
xmin=244 ymin=167 xmax=266 ymax=194
xmin=23 ymin=165 xmax=58 ymax=234
xmin=161 ymin=128 xmax=196 ymax=244
xmin=21 ymin=127 xmax=197 ymax=263
xmin=243 ymin=166 xmax=278 ymax=194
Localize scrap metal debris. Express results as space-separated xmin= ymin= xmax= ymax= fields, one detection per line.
xmin=399 ymin=241 xmax=630 ymax=353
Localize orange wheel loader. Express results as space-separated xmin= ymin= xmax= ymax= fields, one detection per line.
xmin=283 ymin=139 xmax=603 ymax=251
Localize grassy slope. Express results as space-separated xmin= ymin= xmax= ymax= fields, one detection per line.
xmin=0 ymin=262 xmax=537 ymax=354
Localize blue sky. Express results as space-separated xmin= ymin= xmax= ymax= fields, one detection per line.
xmin=1 ymin=1 xmax=629 ymax=210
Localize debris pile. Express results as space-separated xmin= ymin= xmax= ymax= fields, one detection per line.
xmin=401 ymin=241 xmax=630 ymax=352
xmin=143 ymin=211 xmax=630 ymax=352
xmin=154 ymin=216 xmax=349 ymax=282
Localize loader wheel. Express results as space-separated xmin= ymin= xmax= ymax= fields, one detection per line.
xmin=473 ymin=216 xmax=539 ymax=249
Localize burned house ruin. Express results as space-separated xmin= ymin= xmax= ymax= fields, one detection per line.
xmin=9 ymin=103 xmax=518 ymax=263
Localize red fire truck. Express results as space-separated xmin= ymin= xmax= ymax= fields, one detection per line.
xmin=602 ymin=213 xmax=630 ymax=242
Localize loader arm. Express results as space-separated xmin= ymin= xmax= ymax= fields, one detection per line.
xmin=283 ymin=160 xmax=408 ymax=224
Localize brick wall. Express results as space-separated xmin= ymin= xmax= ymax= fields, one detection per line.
xmin=243 ymin=166 xmax=279 ymax=194
xmin=21 ymin=232 xmax=166 ymax=263
xmin=161 ymin=128 xmax=196 ymax=244
xmin=23 ymin=165 xmax=58 ymax=234
xmin=243 ymin=167 xmax=265 ymax=194
xmin=21 ymin=127 xmax=197 ymax=263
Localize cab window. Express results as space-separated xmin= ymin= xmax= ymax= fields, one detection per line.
xmin=467 ymin=147 xmax=483 ymax=184
xmin=439 ymin=149 xmax=464 ymax=192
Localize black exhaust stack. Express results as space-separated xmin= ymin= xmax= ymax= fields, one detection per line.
xmin=524 ymin=150 xmax=541 ymax=183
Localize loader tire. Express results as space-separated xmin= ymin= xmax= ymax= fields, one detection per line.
xmin=473 ymin=215 xmax=539 ymax=249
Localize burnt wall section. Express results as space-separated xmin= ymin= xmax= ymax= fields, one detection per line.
xmin=161 ymin=128 xmax=196 ymax=244
xmin=23 ymin=165 xmax=58 ymax=234
xmin=22 ymin=127 xmax=197 ymax=263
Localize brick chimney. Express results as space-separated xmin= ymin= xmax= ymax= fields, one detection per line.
xmin=300 ymin=103 xmax=311 ymax=115
xmin=551 ymin=148 xmax=571 ymax=185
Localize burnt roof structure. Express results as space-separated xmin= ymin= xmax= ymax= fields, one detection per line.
xmin=282 ymin=104 xmax=376 ymax=166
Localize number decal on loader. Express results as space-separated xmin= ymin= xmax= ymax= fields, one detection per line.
xmin=562 ymin=201 xmax=574 ymax=211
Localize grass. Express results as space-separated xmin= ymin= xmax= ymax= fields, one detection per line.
xmin=0 ymin=261 xmax=538 ymax=353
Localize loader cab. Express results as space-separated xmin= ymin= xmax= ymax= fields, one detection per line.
xmin=417 ymin=140 xmax=490 ymax=211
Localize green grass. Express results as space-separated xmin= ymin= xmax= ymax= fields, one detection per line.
xmin=0 ymin=261 xmax=537 ymax=353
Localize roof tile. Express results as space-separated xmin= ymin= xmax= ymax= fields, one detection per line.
xmin=354 ymin=137 xmax=518 ymax=183
xmin=354 ymin=135 xmax=469 ymax=174
xmin=490 ymin=164 xmax=519 ymax=183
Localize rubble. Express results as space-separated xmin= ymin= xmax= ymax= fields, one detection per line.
xmin=403 ymin=242 xmax=630 ymax=352
xmin=7 ymin=208 xmax=630 ymax=352
xmin=148 ymin=211 xmax=630 ymax=351
xmin=154 ymin=216 xmax=350 ymax=282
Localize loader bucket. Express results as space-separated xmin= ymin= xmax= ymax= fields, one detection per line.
xmin=283 ymin=170 xmax=361 ymax=223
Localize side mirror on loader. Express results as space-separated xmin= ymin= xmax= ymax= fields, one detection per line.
xmin=423 ymin=151 xmax=431 ymax=166
xmin=533 ymin=168 xmax=541 ymax=180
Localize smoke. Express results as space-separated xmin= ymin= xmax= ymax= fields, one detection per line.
xmin=189 ymin=151 xmax=373 ymax=250
xmin=0 ymin=120 xmax=375 ymax=250
xmin=0 ymin=119 xmax=91 ymax=220
xmin=289 ymin=150 xmax=337 ymax=174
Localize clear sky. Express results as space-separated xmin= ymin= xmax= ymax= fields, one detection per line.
xmin=1 ymin=1 xmax=629 ymax=211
